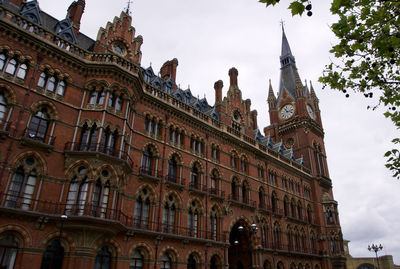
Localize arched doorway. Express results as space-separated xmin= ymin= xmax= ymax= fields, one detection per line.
xmin=228 ymin=220 xmax=252 ymax=269
xmin=210 ymin=255 xmax=222 ymax=269
xmin=187 ymin=253 xmax=196 ymax=269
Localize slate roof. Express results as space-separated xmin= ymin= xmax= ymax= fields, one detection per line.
xmin=142 ymin=66 xmax=219 ymax=120
xmin=1 ymin=0 xmax=96 ymax=50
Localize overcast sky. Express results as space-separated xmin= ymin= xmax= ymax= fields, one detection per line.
xmin=37 ymin=0 xmax=400 ymax=263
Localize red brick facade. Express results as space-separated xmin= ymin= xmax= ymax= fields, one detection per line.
xmin=0 ymin=1 xmax=346 ymax=269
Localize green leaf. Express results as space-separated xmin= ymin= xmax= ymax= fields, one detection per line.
xmin=288 ymin=1 xmax=305 ymax=16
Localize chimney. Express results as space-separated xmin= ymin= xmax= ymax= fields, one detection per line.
xmin=214 ymin=80 xmax=223 ymax=103
xmin=160 ymin=58 xmax=179 ymax=83
xmin=67 ymin=0 xmax=85 ymax=36
xmin=251 ymin=110 xmax=258 ymax=130
xmin=229 ymin=67 xmax=238 ymax=87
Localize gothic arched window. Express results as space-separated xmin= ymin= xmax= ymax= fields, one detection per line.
xmin=40 ymin=240 xmax=64 ymax=269
xmin=91 ymin=179 xmax=110 ymax=218
xmin=163 ymin=195 xmax=176 ymax=233
xmin=28 ymin=108 xmax=50 ymax=142
xmin=66 ymin=166 xmax=89 ymax=216
xmin=134 ymin=189 xmax=150 ymax=229
xmin=0 ymin=232 xmax=18 ymax=268
xmin=94 ymin=246 xmax=111 ymax=269
xmin=6 ymin=165 xmax=37 ymax=210
xmin=130 ymin=249 xmax=144 ymax=269
xmin=161 ymin=253 xmax=172 ymax=269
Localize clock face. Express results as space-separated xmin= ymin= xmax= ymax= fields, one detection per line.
xmin=280 ymin=104 xmax=295 ymax=119
xmin=306 ymin=104 xmax=315 ymax=119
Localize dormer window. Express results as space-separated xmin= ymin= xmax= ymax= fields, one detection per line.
xmin=114 ymin=45 xmax=123 ymax=54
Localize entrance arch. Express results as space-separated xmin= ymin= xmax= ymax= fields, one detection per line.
xmin=228 ymin=219 xmax=253 ymax=269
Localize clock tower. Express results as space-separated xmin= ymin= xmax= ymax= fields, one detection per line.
xmin=265 ymin=26 xmax=325 ymax=177
xmin=265 ymin=28 xmax=346 ymax=269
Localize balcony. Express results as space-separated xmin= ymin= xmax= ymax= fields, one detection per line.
xmin=0 ymin=192 xmax=227 ymax=243
xmin=165 ymin=175 xmax=185 ymax=190
xmin=64 ymin=142 xmax=133 ymax=171
xmin=189 ymin=182 xmax=207 ymax=196
xmin=258 ymin=203 xmax=272 ymax=214
xmin=138 ymin=166 xmax=162 ymax=184
xmin=20 ymin=128 xmax=55 ymax=151
xmin=208 ymin=188 xmax=225 ymax=200
xmin=228 ymin=194 xmax=256 ymax=210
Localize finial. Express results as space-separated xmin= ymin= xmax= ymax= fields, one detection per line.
xmin=188 ymin=84 xmax=190 ymax=89
xmin=280 ymin=19 xmax=285 ymax=31
xmin=125 ymin=0 xmax=133 ymax=15
xmin=150 ymin=62 xmax=152 ymax=67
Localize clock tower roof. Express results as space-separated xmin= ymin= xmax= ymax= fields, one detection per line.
xmin=277 ymin=27 xmax=307 ymax=103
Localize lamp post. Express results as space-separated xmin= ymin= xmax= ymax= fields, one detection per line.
xmin=58 ymin=214 xmax=68 ymax=241
xmin=238 ymin=223 xmax=258 ymax=269
xmin=368 ymin=244 xmax=383 ymax=269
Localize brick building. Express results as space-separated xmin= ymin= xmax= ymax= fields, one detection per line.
xmin=0 ymin=0 xmax=346 ymax=268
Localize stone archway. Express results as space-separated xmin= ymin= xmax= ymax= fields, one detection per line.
xmin=228 ymin=220 xmax=252 ymax=269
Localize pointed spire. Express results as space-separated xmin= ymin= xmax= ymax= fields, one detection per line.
xmin=268 ymin=79 xmax=276 ymax=101
xmin=281 ymin=25 xmax=293 ymax=58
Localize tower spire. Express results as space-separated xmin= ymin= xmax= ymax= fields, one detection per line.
xmin=277 ymin=26 xmax=302 ymax=101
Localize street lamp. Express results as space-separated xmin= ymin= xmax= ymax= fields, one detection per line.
xmin=368 ymin=244 xmax=383 ymax=269
xmin=58 ymin=214 xmax=68 ymax=241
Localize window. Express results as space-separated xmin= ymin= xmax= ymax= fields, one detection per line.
xmin=231 ymin=180 xmax=238 ymax=201
xmin=304 ymin=187 xmax=310 ymax=199
xmin=210 ymin=170 xmax=220 ymax=196
xmin=187 ymin=207 xmax=199 ymax=238
xmin=211 ymin=144 xmax=220 ymax=161
xmin=240 ymin=158 xmax=248 ymax=174
xmin=28 ymin=108 xmax=50 ymax=142
xmin=210 ymin=206 xmax=218 ymax=240
xmin=89 ymin=87 xmax=105 ymax=105
xmin=99 ymin=127 xmax=118 ymax=155
xmin=167 ymin=155 xmax=179 ymax=183
xmin=130 ymin=250 xmax=144 ymax=269
xmin=108 ymin=92 xmax=123 ymax=111
xmin=0 ymin=92 xmax=7 ymax=124
xmin=271 ymin=192 xmax=278 ymax=212
xmin=230 ymin=153 xmax=238 ymax=170
xmin=40 ymin=240 xmax=64 ymax=269
xmin=141 ymin=146 xmax=154 ymax=175
xmin=169 ymin=126 xmax=183 ymax=147
xmin=161 ymin=253 xmax=172 ymax=269
xmin=0 ymin=232 xmax=18 ymax=269
xmin=144 ymin=115 xmax=161 ymax=138
xmin=241 ymin=182 xmax=248 ymax=204
xmin=91 ymin=179 xmax=110 ymax=218
xmin=281 ymin=178 xmax=287 ymax=189
xmin=260 ymin=226 xmax=267 ymax=248
xmin=66 ymin=167 xmax=89 ymax=215
xmin=258 ymin=166 xmax=264 ymax=179
xmin=283 ymin=197 xmax=289 ymax=216
xmin=37 ymin=71 xmax=66 ymax=96
xmin=269 ymin=172 xmax=277 ymax=186
xmin=79 ymin=124 xmax=98 ymax=151
xmin=187 ymin=254 xmax=197 ymax=269
xmin=190 ymin=164 xmax=200 ymax=189
xmin=0 ymin=53 xmax=28 ymax=80
xmin=6 ymin=165 xmax=37 ymax=210
xmin=94 ymin=246 xmax=111 ymax=269
xmin=259 ymin=188 xmax=265 ymax=209
xmin=163 ymin=195 xmax=176 ymax=233
xmin=134 ymin=189 xmax=150 ymax=229
xmin=190 ymin=136 xmax=203 ymax=155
